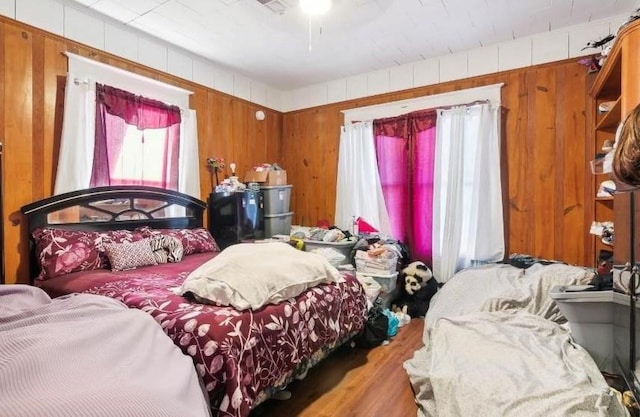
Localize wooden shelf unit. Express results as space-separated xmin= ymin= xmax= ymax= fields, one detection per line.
xmin=589 ymin=19 xmax=640 ymax=267
xmin=595 ymin=97 xmax=622 ymax=133
xmin=588 ymin=21 xmax=640 ymax=402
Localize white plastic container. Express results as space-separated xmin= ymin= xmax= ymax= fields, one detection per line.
xmin=354 ymin=251 xmax=398 ymax=275
xmin=355 ymin=274 xmax=382 ymax=304
xmin=379 ymin=287 xmax=401 ymax=310
xmin=357 ymin=271 xmax=398 ymax=293
xmin=549 ymin=285 xmax=640 ymax=372
xmin=303 ymin=240 xmax=356 ymax=264
xmin=264 ymin=211 xmax=293 ymax=238
xmin=308 ymin=247 xmax=346 ymax=267
xmin=261 ymin=185 xmax=292 ymax=215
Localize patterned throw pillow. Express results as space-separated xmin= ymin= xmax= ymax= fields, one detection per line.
xmin=104 ymin=238 xmax=158 ymax=271
xmin=149 ymin=235 xmax=184 ymax=264
xmin=96 ymin=229 xmax=145 ymax=267
xmin=32 ymin=228 xmax=103 ymax=280
xmin=136 ymin=227 xmax=219 ymax=256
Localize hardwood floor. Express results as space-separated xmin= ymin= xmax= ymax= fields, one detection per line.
xmin=251 ymin=318 xmax=424 ymax=417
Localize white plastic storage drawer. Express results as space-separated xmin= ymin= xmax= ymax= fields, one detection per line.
xmin=356 ymin=271 xmax=398 ymax=293
xmin=354 ymin=250 xmax=398 ymax=275
xmin=261 ymin=185 xmax=292 ymax=215
xmin=264 ymin=211 xmax=293 ymax=238
xmin=303 ymin=240 xmax=356 ymax=264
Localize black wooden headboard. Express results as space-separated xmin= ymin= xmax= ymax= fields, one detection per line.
xmin=20 ymin=186 xmax=207 ymax=279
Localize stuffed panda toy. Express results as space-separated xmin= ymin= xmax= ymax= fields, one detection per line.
xmin=394 ymin=261 xmax=438 ymax=318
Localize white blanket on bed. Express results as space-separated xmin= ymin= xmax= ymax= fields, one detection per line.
xmin=0 ymin=285 xmax=211 ymax=417
xmin=404 ymin=310 xmax=628 ymax=417
xmin=404 ymin=263 xmax=628 ymax=417
xmin=179 ymin=242 xmax=341 ymax=310
xmin=425 ymin=263 xmax=595 ymax=331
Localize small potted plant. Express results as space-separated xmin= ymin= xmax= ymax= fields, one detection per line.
xmin=206 ymin=157 xmax=226 ymax=192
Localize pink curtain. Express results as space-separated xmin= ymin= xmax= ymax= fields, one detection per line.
xmin=374 ymin=117 xmax=409 ymax=243
xmin=91 ymin=84 xmax=181 ymax=190
xmin=374 ymin=110 xmax=436 ymax=265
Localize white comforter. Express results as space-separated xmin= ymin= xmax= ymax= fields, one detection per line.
xmin=180 ymin=242 xmax=341 ymax=310
xmin=404 ymin=263 xmax=628 ymax=417
xmin=405 ymin=310 xmax=628 ymax=417
xmin=0 ymin=285 xmax=211 ymax=417
xmin=425 ymin=263 xmax=595 ymax=330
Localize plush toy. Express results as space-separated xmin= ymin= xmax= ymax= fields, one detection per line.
xmin=393 ymin=261 xmax=438 ymax=318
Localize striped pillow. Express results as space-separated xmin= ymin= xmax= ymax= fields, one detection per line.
xmin=149 ymin=235 xmax=184 ymax=264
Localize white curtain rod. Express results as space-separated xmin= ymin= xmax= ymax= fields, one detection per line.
xmin=63 ymin=51 xmax=194 ymax=95
xmin=341 ymin=83 xmax=504 ymax=124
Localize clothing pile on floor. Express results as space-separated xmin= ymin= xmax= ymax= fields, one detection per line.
xmin=290 ymin=225 xmax=353 ymax=243
xmin=350 ymin=235 xmax=407 ymax=270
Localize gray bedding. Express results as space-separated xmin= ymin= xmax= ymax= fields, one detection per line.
xmin=0 ymin=285 xmax=211 ymax=417
xmin=424 ymin=263 xmax=595 ymax=330
xmin=405 ymin=263 xmax=629 ymax=417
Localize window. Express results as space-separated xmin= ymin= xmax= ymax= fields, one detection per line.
xmin=90 ymin=83 xmax=181 ymax=190
xmin=55 ymin=52 xmax=200 ymax=198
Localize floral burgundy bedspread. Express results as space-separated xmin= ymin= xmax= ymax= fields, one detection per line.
xmin=37 ymin=253 xmax=368 ymax=417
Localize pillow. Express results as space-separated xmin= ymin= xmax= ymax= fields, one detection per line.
xmin=104 ymin=238 xmax=158 ymax=271
xmin=149 ymin=235 xmax=184 ymax=264
xmin=136 ymin=227 xmax=219 ymax=256
xmin=32 ymin=228 xmax=103 ymax=280
xmin=96 ymin=229 xmax=146 ymax=267
xmin=98 ymin=229 xmax=145 ymax=245
xmin=179 ymin=242 xmax=341 ymax=310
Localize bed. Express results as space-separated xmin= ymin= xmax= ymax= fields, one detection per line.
xmin=20 ymin=186 xmax=368 ymax=417
xmin=0 ymin=284 xmax=212 ymax=417
xmin=403 ymin=262 xmax=630 ymax=417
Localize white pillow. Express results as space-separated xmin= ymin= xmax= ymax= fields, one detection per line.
xmin=179 ymin=242 xmax=341 ymax=310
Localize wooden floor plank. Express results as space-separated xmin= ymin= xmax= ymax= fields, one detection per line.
xmin=252 ymin=318 xmax=424 ymax=417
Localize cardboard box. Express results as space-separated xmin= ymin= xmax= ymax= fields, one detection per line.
xmin=245 ymin=169 xmax=287 ymax=186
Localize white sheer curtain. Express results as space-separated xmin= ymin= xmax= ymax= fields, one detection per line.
xmin=54 ymin=75 xmax=96 ymax=195
xmin=179 ymin=109 xmax=201 ymax=198
xmin=54 ymin=76 xmax=201 ymax=198
xmin=335 ymin=122 xmax=391 ymax=235
xmin=432 ymin=103 xmax=504 ymax=282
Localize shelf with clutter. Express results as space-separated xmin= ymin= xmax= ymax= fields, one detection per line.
xmin=586 ymin=14 xmax=640 ymax=410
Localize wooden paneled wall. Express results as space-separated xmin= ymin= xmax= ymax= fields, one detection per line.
xmin=280 ymin=61 xmax=592 ymax=268
xmin=0 ymin=15 xmax=594 ymax=284
xmin=0 ymin=17 xmax=282 ymax=284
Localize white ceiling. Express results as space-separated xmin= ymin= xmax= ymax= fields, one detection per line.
xmin=65 ymin=0 xmax=640 ymax=90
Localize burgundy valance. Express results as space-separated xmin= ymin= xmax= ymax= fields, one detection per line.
xmin=96 ymin=83 xmax=181 ymax=129
xmin=373 ymin=109 xmax=437 ymax=138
